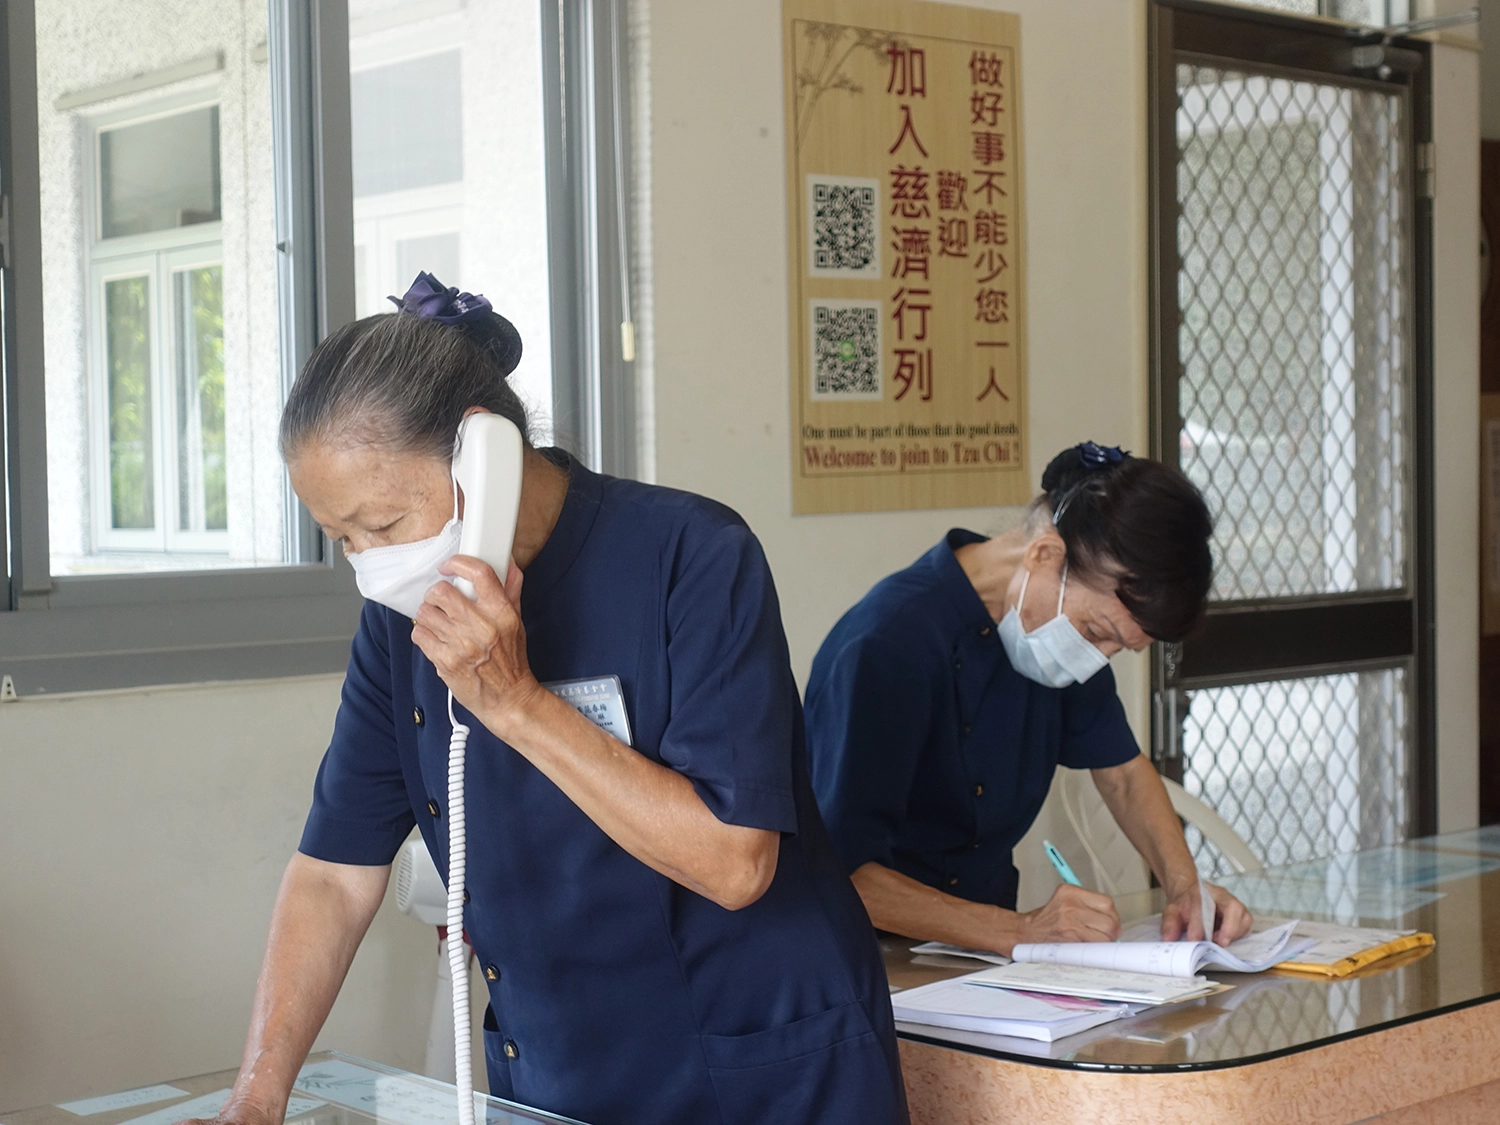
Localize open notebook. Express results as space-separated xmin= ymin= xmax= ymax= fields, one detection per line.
xmin=1012 ymin=919 xmax=1311 ymax=977
xmin=915 ymin=919 xmax=1312 ymax=978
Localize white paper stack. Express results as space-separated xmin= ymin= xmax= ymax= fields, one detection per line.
xmin=964 ymin=961 xmax=1219 ymax=1006
xmin=892 ymin=976 xmax=1138 ymax=1042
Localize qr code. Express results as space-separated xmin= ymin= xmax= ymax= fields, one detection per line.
xmin=808 ymin=175 xmax=880 ymax=279
xmin=811 ymin=300 xmax=883 ymax=400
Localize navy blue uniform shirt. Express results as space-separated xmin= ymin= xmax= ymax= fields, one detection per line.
xmin=805 ymin=530 xmax=1140 ymax=910
xmin=299 ymin=453 xmax=907 ymax=1125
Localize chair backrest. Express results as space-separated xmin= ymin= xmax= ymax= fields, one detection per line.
xmin=1160 ymin=778 xmax=1265 ymax=874
xmin=1057 ymin=768 xmax=1266 ymax=892
xmin=1056 ymin=768 xmax=1151 ymax=897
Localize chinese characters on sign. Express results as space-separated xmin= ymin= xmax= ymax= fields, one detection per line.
xmin=785 ymin=0 xmax=1026 ymax=514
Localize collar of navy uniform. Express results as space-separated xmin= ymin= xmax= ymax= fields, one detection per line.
xmin=935 ymin=528 xmax=999 ymax=634
xmin=519 ymin=448 xmax=601 ymax=601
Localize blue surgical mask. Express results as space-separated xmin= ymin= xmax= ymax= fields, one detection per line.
xmin=996 ymin=565 xmax=1110 ymax=688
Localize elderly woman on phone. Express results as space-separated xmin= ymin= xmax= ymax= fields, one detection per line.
xmin=183 ymin=275 xmax=909 ymax=1125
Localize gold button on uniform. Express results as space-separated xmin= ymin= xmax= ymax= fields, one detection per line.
xmin=462 ymin=889 xmax=470 ymax=903
xmin=974 ymin=784 xmax=984 ymax=797
xmin=428 ymin=799 xmax=441 ymax=818
xmin=484 ymin=964 xmax=499 ymax=981
xmin=503 ymin=1039 xmax=519 ymax=1059
xmin=413 ymin=707 xmax=424 ymax=726
xmin=948 ymin=876 xmax=959 ymax=887
xmin=979 ymin=626 xmax=992 ymax=637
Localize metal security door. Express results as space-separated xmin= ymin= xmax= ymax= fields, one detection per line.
xmin=1148 ymin=1 xmax=1434 ymax=874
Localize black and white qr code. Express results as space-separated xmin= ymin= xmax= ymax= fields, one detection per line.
xmin=812 ymin=302 xmax=882 ymax=399
xmin=811 ymin=178 xmax=878 ymax=276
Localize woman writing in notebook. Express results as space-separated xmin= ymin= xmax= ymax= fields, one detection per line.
xmin=805 ymin=442 xmax=1253 ymax=956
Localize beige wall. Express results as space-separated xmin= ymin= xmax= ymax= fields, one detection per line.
xmin=0 ymin=0 xmax=1483 ymax=1112
xmin=0 ymin=678 xmax=437 ymax=1109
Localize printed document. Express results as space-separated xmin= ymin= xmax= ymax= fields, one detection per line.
xmin=892 ymin=975 xmax=1138 ymax=1041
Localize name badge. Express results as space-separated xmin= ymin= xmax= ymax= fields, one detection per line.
xmin=545 ymin=675 xmax=634 ymax=747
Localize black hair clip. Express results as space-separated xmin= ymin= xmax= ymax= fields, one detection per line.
xmin=388 ymin=271 xmax=494 ymax=325
xmin=1053 ymin=443 xmax=1130 ymax=526
xmin=1078 ymin=441 xmax=1128 ymax=470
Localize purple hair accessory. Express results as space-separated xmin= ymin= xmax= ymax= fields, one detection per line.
xmin=388 ymin=271 xmax=494 ymax=325
xmin=1078 ymin=441 xmax=1128 ymax=470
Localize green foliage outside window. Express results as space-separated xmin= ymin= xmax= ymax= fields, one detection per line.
xmin=106 ymin=275 xmax=153 ymax=530
xmin=185 ymin=266 xmax=227 ymax=531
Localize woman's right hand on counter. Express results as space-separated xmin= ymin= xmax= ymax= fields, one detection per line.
xmin=1018 ymin=883 xmax=1121 ymax=944
xmin=175 ymin=1105 xmax=280 ymax=1125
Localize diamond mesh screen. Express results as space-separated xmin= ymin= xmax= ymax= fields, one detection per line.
xmin=1175 ymin=65 xmax=1409 ymax=601
xmin=1181 ymin=667 xmax=1411 ymax=876
xmin=1236 ymin=2 xmax=1399 ymax=23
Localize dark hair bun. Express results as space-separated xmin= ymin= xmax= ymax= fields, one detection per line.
xmin=1041 ymin=441 xmax=1129 ymax=494
xmin=460 ymin=311 xmax=523 ymax=380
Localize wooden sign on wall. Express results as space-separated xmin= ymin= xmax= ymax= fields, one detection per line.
xmin=783 ymin=0 xmax=1028 ymax=515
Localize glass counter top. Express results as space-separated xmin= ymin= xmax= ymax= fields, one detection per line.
xmin=885 ymin=830 xmax=1500 ymax=1072
xmin=3 ymin=1053 xmax=587 ymax=1125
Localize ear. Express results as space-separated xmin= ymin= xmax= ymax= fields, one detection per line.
xmin=462 ymin=405 xmax=493 ymax=419
xmin=1022 ymin=527 xmax=1067 ymax=575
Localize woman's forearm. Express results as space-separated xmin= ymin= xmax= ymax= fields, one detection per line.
xmin=1091 ymin=754 xmax=1199 ymax=894
xmin=220 ymin=854 xmax=390 ymax=1122
xmin=490 ymin=687 xmax=779 ymax=911
xmin=850 ymin=862 xmax=1025 ymax=952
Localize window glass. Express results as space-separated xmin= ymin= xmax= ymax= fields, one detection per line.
xmin=99 ymin=106 xmax=221 ymax=239
xmin=175 ymin=265 xmax=227 ymax=533
xmin=37 ymin=0 xmax=290 ymax=574
xmin=350 ymin=52 xmax=463 ymax=196
xmin=350 ymin=0 xmax=554 ymax=443
xmin=104 ymin=275 xmax=153 ymax=530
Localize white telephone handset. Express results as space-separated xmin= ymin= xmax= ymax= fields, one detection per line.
xmin=443 ymin=411 xmax=523 ymax=1125
xmin=452 ymin=412 xmax=524 ymax=594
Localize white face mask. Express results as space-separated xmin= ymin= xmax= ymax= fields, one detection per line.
xmin=345 ymin=477 xmax=462 ymax=619
xmin=996 ymin=564 xmax=1110 ymax=688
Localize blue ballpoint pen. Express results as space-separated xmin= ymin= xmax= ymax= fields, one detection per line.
xmin=1043 ymin=840 xmax=1083 ymax=887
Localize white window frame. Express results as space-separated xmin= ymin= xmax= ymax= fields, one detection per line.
xmin=353 ymin=187 xmax=463 ymax=318
xmin=87 ymin=244 xmax=229 ymax=556
xmin=84 ymin=94 xmax=228 ymax=558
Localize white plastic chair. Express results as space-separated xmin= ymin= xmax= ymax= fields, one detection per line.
xmin=1161 ymin=777 xmax=1264 ymax=875
xmin=1057 ymin=768 xmax=1263 ymax=896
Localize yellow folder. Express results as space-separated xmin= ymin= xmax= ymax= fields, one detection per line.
xmin=1273 ymin=932 xmax=1435 ymax=979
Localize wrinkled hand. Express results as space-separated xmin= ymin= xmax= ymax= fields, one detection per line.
xmin=1018 ymin=884 xmax=1121 ymax=944
xmin=413 ymin=555 xmax=542 ymax=731
xmin=1161 ymin=881 xmax=1253 ymax=946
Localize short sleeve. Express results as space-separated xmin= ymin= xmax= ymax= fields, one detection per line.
xmin=298 ymin=604 xmax=417 ymax=865
xmin=1057 ymin=664 xmax=1141 ymax=771
xmin=805 ymin=633 xmax=933 ymax=875
xmin=657 ymin=523 xmax=799 ymax=834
